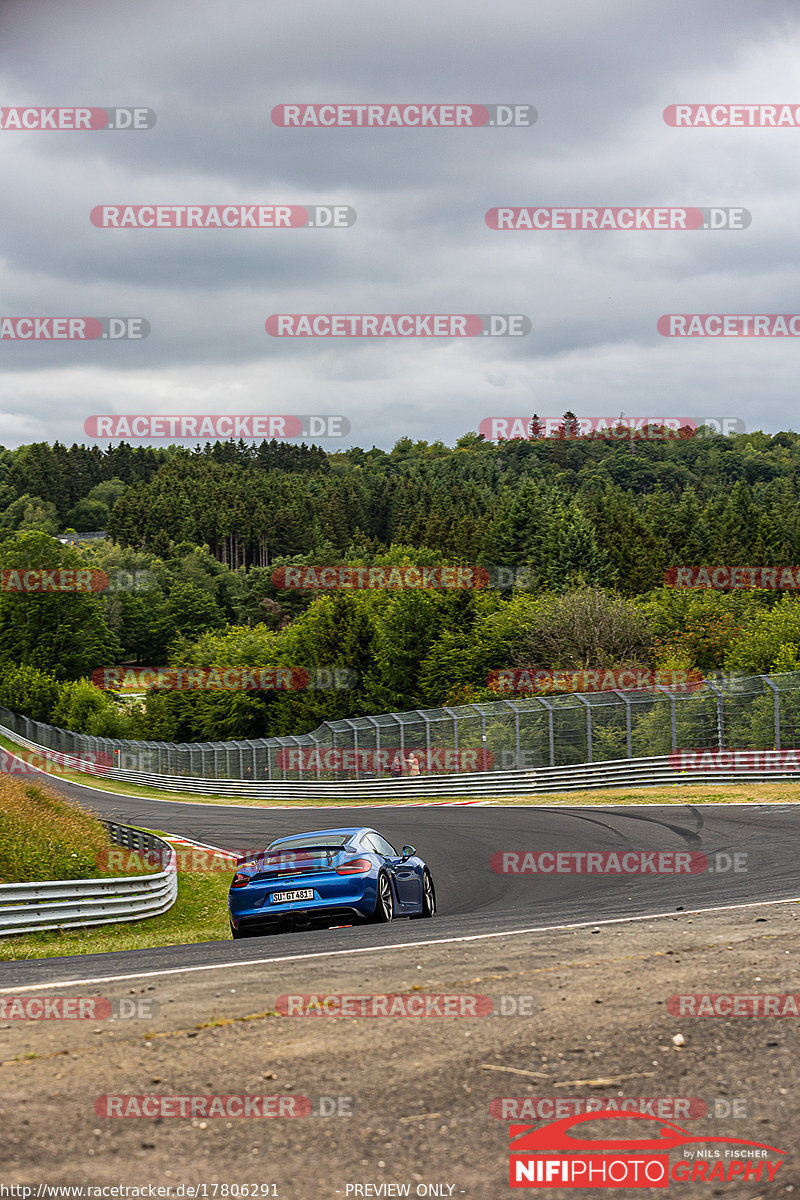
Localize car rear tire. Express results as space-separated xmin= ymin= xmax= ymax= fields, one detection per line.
xmin=370 ymin=871 xmax=394 ymax=923
xmin=411 ymin=869 xmax=436 ymax=919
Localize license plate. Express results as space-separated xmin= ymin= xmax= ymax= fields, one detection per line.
xmin=270 ymin=888 xmax=314 ymax=904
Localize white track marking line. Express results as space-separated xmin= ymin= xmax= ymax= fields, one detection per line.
xmin=3 ymin=894 xmax=799 ymax=993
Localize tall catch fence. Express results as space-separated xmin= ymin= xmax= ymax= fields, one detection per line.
xmin=1 ymin=672 xmax=799 ymax=785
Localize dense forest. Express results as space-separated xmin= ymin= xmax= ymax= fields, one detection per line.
xmin=1 ymin=424 xmax=800 ymax=743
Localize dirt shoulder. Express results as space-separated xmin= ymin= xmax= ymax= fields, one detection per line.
xmin=1 ymin=902 xmax=798 ymax=1197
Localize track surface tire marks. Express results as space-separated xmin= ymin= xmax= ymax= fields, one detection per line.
xmin=5 ymin=774 xmax=799 ymax=987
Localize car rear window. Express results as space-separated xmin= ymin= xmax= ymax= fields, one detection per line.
xmin=265 ymin=834 xmax=353 ymax=854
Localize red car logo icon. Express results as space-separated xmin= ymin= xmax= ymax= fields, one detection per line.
xmin=510 ymin=1110 xmax=785 ymax=1155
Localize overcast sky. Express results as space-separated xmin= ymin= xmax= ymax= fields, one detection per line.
xmin=1 ymin=0 xmax=800 ymax=452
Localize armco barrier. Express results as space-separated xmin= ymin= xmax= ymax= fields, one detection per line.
xmin=3 ymin=672 xmax=800 ymax=785
xmin=0 ymin=822 xmax=177 ymax=936
xmin=1 ymin=726 xmax=800 ymax=799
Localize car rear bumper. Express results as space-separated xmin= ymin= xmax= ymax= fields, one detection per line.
xmin=232 ymin=904 xmax=370 ymax=932
xmin=229 ymin=874 xmax=376 ymax=929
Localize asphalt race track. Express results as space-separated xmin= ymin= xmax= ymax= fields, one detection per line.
xmin=4 ymin=772 xmax=799 ymax=989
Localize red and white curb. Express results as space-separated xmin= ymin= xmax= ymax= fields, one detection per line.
xmin=165 ymin=834 xmax=236 ymax=859
xmin=207 ymin=798 xmax=494 ymax=810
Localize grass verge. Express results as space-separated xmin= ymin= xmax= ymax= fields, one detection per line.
xmin=0 ymin=777 xmax=144 ymax=884
xmin=493 ymin=781 xmax=800 ymax=805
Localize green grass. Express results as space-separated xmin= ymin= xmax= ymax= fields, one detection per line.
xmin=0 ymin=777 xmax=218 ymax=960
xmin=492 ymin=781 xmax=800 ymax=805
xmin=0 ymin=778 xmax=146 ymax=884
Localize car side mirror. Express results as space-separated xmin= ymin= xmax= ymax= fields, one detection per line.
xmin=401 ymin=845 xmax=416 ymax=860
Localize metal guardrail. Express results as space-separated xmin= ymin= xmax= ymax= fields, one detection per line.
xmin=0 ymin=822 xmax=177 ymax=937
xmin=1 ymin=726 xmax=798 ymax=800
xmin=3 ymin=672 xmax=800 ymax=786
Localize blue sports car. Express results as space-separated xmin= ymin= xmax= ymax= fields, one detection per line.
xmin=228 ymin=826 xmax=436 ymax=938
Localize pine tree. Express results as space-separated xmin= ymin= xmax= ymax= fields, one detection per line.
xmin=528 ymin=414 xmax=544 ymax=439
xmin=558 ymin=411 xmax=580 ymax=440
xmin=546 ymin=504 xmax=615 ymax=590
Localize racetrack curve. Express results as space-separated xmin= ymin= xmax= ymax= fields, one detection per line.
xmin=3 ymin=769 xmax=799 ymax=990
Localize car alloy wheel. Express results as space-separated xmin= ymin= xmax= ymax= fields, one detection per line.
xmin=411 ymin=869 xmax=436 ymax=918
xmin=371 ymin=871 xmax=394 ymax=923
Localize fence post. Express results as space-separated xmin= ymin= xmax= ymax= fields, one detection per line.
xmin=499 ymin=699 xmax=521 ymax=770
xmin=469 ymin=705 xmax=489 ymax=771
xmin=366 ymin=715 xmax=381 ymax=773
xmin=611 ymin=690 xmax=633 ymax=758
xmin=395 ymin=715 xmax=405 ymax=760
xmin=705 ymin=681 xmax=725 ymax=749
xmin=286 ymin=735 xmax=303 ymax=781
xmin=343 ymin=719 xmax=360 ymax=780
xmin=307 ymin=732 xmax=320 ymax=782
xmin=415 ymin=711 xmax=432 ymax=770
xmin=443 ymin=707 xmax=460 ymax=757
xmin=536 ymin=696 xmax=555 ymax=767
xmin=762 ymin=675 xmax=780 ymax=749
xmin=576 ymin=695 xmax=592 ymax=764
xmin=654 ymin=686 xmax=677 ymax=753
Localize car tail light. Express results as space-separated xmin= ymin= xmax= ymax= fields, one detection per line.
xmin=336 ymin=857 xmax=372 ymax=875
xmin=230 ymin=872 xmax=250 ymax=888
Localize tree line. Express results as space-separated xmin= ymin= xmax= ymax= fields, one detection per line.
xmin=1 ymin=426 xmax=800 ymax=742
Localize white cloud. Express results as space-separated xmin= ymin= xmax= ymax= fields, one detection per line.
xmin=1 ymin=0 xmax=798 ymax=448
